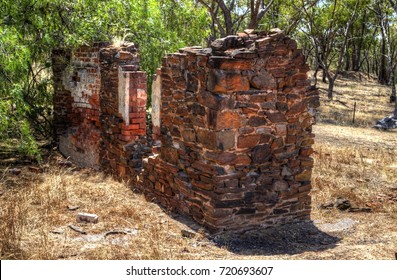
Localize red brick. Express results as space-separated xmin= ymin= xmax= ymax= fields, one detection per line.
xmin=129 ymin=112 xmax=146 ymax=118
xmin=121 ymin=124 xmax=140 ymax=130
xmin=131 ymin=118 xmax=145 ymax=124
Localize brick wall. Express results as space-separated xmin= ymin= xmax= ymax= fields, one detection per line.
xmin=142 ymin=29 xmax=319 ymax=232
xmin=53 ymin=43 xmax=150 ymax=179
xmin=52 ymin=43 xmax=107 ymax=168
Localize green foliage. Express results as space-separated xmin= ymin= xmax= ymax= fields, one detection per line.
xmin=123 ymin=0 xmax=210 ymax=92
xmin=0 ymin=0 xmax=210 ymax=159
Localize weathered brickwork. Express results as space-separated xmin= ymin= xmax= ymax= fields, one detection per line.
xmin=98 ymin=44 xmax=149 ymax=178
xmin=52 ymin=43 xmax=107 ymax=167
xmin=53 ymin=43 xmax=149 ymax=179
xmin=142 ymin=29 xmax=319 ymax=232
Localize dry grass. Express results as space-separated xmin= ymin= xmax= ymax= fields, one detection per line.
xmin=0 ymin=159 xmax=226 ymax=260
xmin=314 ymin=71 xmax=394 ymax=127
xmin=1 ymin=72 xmax=397 ymax=260
xmin=311 ymin=137 xmax=397 ymax=218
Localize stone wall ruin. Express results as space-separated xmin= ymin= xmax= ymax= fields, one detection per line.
xmin=52 ymin=43 xmax=150 ymax=179
xmin=53 ymin=29 xmax=319 ymax=233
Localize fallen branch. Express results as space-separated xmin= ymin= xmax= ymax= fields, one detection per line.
xmin=68 ymin=225 xmax=87 ymax=235
xmin=104 ymin=230 xmax=128 ymax=238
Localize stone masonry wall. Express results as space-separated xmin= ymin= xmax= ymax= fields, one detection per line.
xmin=53 ymin=43 xmax=149 ymax=179
xmin=54 ymin=30 xmax=319 ymax=233
xmin=142 ymin=29 xmax=319 ymax=232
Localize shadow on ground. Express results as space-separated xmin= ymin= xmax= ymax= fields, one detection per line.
xmin=168 ymin=209 xmax=340 ymax=256
xmin=209 ymin=221 xmax=340 ymax=256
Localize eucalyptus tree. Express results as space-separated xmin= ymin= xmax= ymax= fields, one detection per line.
xmin=344 ymin=0 xmax=378 ymax=73
xmin=196 ymin=0 xmax=275 ymax=39
xmin=371 ymin=0 xmax=397 ymax=105
xmin=254 ymin=0 xmax=318 ymax=35
xmin=300 ymin=0 xmax=360 ymax=99
xmin=389 ymin=0 xmax=397 ymax=116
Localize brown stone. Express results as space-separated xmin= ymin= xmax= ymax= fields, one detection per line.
xmin=261 ymin=102 xmax=276 ymax=109
xmin=217 ymin=111 xmax=242 ymax=130
xmin=281 ymin=166 xmax=293 ymax=177
xmin=286 ymin=135 xmax=297 ymax=144
xmin=191 ymin=161 xmax=218 ymax=176
xmin=208 ymin=56 xmax=253 ymax=70
xmin=301 ymin=117 xmax=313 ymax=129
xmin=255 ymin=37 xmax=273 ymax=49
xmin=287 ymin=102 xmax=306 ymax=115
xmin=182 ymin=129 xmax=196 ymax=142
xmin=216 ymin=130 xmax=235 ymax=150
xmin=249 ymin=70 xmax=277 ymax=89
xmin=211 ymin=36 xmax=244 ymax=51
xmin=260 ymin=133 xmax=274 ymax=144
xmin=248 ymin=116 xmax=267 ymax=127
xmin=217 ymin=152 xmax=238 ymax=165
xmin=300 ymin=147 xmax=314 ymax=156
xmin=233 ymin=155 xmax=252 ymax=165
xmin=191 ymin=103 xmax=206 ymax=116
xmin=301 ymin=158 xmax=314 ymax=167
xmin=276 ymin=124 xmax=287 ymax=136
xmin=224 ymin=179 xmax=239 ymax=188
xmin=256 ymin=127 xmax=273 ymax=134
xmin=198 ymin=91 xmax=228 ymax=110
xmin=295 ymin=169 xmax=312 ymax=182
xmin=251 ymin=144 xmax=271 ymax=164
xmin=207 ymin=69 xmax=250 ymax=93
xmin=266 ymin=112 xmax=287 ymax=123
xmin=235 ymin=208 xmax=256 ymax=215
xmin=196 ymin=128 xmax=217 ymax=149
xmin=273 ymin=180 xmax=289 ymax=191
xmin=248 ymin=95 xmax=267 ymax=103
xmin=192 ymin=180 xmax=213 ymax=191
xmin=239 ymin=127 xmax=255 ymax=134
xmin=237 ymin=135 xmax=260 ymax=148
xmin=207 ymin=109 xmax=217 ymax=129
xmin=205 ymin=151 xmax=237 ymax=165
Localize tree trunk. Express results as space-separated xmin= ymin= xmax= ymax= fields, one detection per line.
xmin=313 ymin=65 xmax=319 ymax=86
xmin=352 ymin=44 xmax=360 ymax=71
xmin=390 ymin=73 xmax=396 ymax=103
xmin=322 ymin=68 xmax=327 ymax=83
xmin=391 ymin=72 xmax=396 ymax=104
xmin=379 ymin=35 xmax=388 ymax=84
xmin=345 ymin=51 xmax=350 ymax=71
xmin=394 ymin=98 xmax=397 ymax=118
xmin=327 ymin=76 xmax=335 ymax=99
xmin=352 ymin=11 xmax=366 ymax=72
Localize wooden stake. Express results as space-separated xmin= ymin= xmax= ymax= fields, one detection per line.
xmin=353 ymin=102 xmax=357 ymax=124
